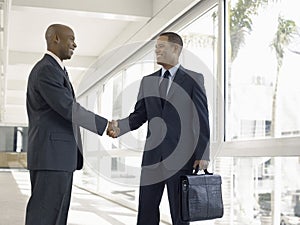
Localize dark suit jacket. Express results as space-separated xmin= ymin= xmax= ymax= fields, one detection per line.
xmin=26 ymin=54 xmax=107 ymax=172
xmin=118 ymin=66 xmax=210 ymax=170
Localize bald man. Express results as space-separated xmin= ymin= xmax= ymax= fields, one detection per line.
xmin=25 ymin=24 xmax=108 ymax=225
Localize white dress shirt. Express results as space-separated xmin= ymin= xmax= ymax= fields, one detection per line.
xmin=160 ymin=63 xmax=180 ymax=94
xmin=46 ymin=50 xmax=65 ymax=70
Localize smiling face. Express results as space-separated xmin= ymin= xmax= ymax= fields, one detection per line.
xmin=56 ymin=26 xmax=77 ymax=60
xmin=155 ymin=35 xmax=179 ymax=70
xmin=46 ymin=24 xmax=77 ymax=61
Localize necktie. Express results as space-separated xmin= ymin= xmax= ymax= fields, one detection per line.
xmin=63 ymin=67 xmax=70 ymax=82
xmin=63 ymin=67 xmax=75 ymax=97
xmin=159 ymin=70 xmax=171 ymax=108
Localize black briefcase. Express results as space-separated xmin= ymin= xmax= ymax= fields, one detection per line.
xmin=180 ymin=168 xmax=224 ymax=222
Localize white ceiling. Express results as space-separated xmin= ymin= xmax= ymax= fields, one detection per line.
xmin=0 ymin=0 xmax=202 ymax=126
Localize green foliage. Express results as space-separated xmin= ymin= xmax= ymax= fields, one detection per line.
xmin=271 ymin=16 xmax=297 ymax=71
xmin=230 ymin=0 xmax=277 ymax=61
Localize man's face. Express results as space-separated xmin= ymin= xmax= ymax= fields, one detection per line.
xmin=57 ymin=27 xmax=77 ymax=60
xmin=155 ymin=35 xmax=176 ymax=68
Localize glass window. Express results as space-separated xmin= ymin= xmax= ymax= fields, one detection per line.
xmin=73 ymin=1 xmax=300 ymax=225
xmin=214 ymin=156 xmax=300 ymax=225
xmin=227 ymin=0 xmax=300 ymax=141
xmin=79 ymin=60 xmax=156 ymax=206
xmin=77 ymin=3 xmax=220 ymax=223
xmin=179 ymin=5 xmax=219 ymax=144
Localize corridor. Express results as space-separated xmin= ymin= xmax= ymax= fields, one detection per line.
xmin=0 ymin=169 xmax=157 ymax=225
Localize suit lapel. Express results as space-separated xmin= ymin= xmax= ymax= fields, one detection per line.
xmin=44 ymin=54 xmax=75 ymax=97
xmin=167 ymin=66 xmax=186 ymax=100
xmin=61 ymin=69 xmax=75 ymax=97
xmin=151 ymin=70 xmax=163 ymax=109
xmin=63 ymin=70 xmax=75 ymax=97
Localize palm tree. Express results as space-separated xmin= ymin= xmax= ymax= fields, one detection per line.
xmin=270 ymin=16 xmax=297 ymax=136
xmin=228 ymin=0 xmax=278 ymax=111
xmin=227 ymin=2 xmax=283 ymax=223
xmin=230 ymin=0 xmax=271 ymax=61
xmin=269 ymin=17 xmax=297 ymax=225
xmin=221 ymin=3 xmax=280 ymax=222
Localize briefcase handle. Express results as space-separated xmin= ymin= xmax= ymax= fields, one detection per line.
xmin=193 ymin=166 xmax=213 ymax=175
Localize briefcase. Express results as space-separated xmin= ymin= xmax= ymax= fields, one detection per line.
xmin=180 ymin=168 xmax=223 ymax=222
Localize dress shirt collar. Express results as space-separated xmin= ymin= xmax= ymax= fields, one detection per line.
xmin=161 ymin=64 xmax=180 ymax=80
xmin=46 ymin=50 xmax=65 ymax=70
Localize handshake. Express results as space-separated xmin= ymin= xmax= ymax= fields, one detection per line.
xmin=106 ymin=120 xmax=120 ymax=138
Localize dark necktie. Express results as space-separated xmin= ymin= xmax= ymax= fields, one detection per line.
xmin=64 ymin=67 xmax=70 ymax=82
xmin=159 ymin=70 xmax=171 ymax=108
xmin=64 ymin=68 xmax=75 ymax=97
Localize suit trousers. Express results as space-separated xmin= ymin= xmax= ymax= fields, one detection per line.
xmin=25 ymin=170 xmax=73 ymax=225
xmin=137 ymin=166 xmax=192 ymax=225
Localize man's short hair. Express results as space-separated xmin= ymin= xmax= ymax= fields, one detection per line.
xmin=159 ymin=32 xmax=183 ymax=47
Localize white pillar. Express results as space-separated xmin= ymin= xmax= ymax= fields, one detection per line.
xmin=272 ymin=157 xmax=282 ymax=225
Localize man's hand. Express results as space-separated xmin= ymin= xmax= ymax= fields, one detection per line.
xmin=193 ymin=160 xmax=209 ymax=171
xmin=106 ymin=120 xmax=120 ymax=138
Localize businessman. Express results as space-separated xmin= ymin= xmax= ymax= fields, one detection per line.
xmin=25 ymin=24 xmax=108 ymax=225
xmin=107 ymin=32 xmax=210 ymax=225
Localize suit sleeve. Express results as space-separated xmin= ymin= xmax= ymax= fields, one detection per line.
xmin=192 ymin=74 xmax=210 ymax=160
xmin=118 ymin=78 xmax=147 ymax=136
xmin=37 ymin=65 xmax=107 ymax=135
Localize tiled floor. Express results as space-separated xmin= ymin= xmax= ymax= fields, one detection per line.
xmin=0 ymin=169 xmax=167 ymax=225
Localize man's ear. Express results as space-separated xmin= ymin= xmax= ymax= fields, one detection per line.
xmin=173 ymin=44 xmax=180 ymax=53
xmin=54 ymin=34 xmax=60 ymax=44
